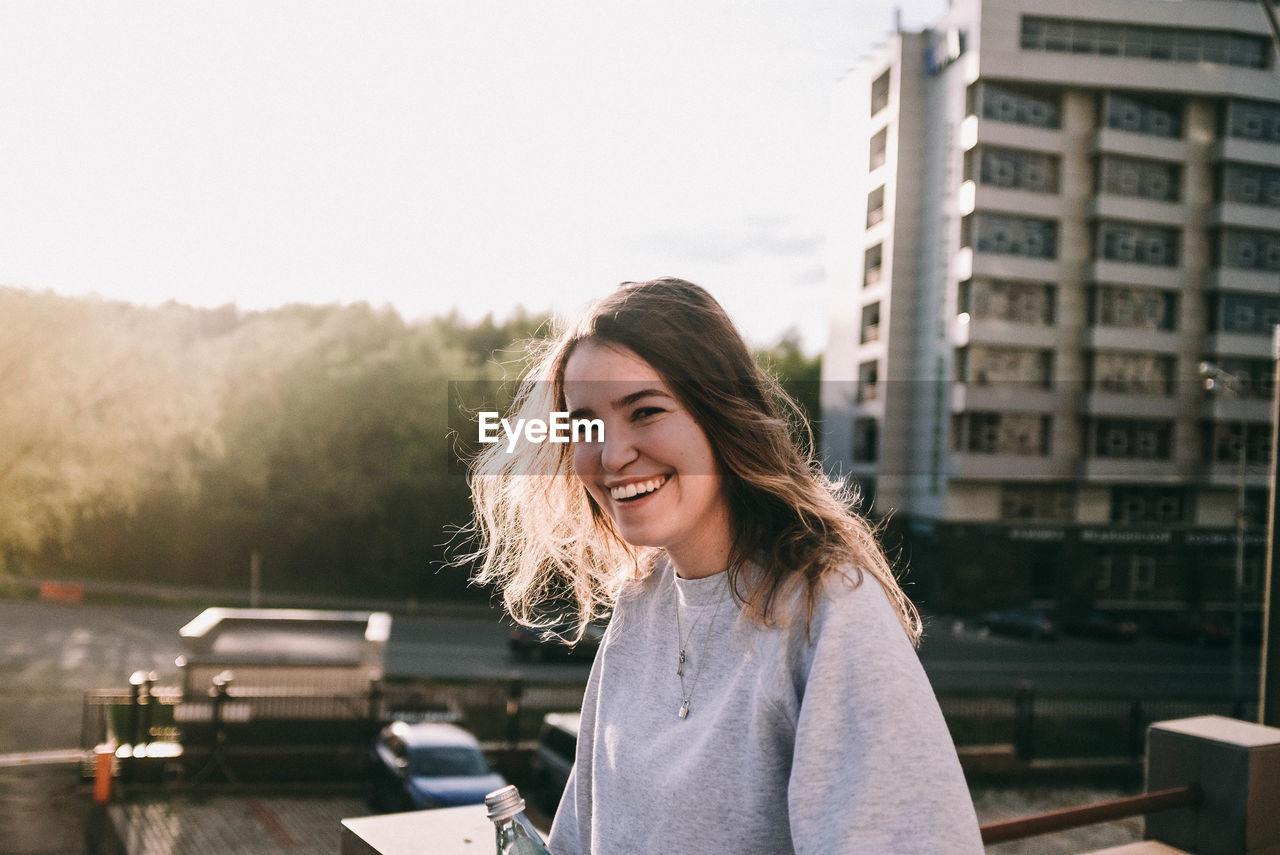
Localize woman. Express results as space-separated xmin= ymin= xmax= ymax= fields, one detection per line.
xmin=467 ymin=278 xmax=983 ymax=853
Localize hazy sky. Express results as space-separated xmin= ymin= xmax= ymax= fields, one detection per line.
xmin=0 ymin=1 xmax=942 ymax=350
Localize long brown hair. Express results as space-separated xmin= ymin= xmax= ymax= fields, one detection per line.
xmin=465 ymin=278 xmax=920 ymax=642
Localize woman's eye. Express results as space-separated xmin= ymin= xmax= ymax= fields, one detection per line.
xmin=632 ymin=406 xmax=664 ymax=421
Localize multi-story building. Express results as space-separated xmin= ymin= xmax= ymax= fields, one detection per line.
xmin=823 ymin=0 xmax=1280 ymax=616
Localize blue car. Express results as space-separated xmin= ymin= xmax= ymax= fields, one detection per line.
xmin=367 ymin=721 xmax=506 ymax=812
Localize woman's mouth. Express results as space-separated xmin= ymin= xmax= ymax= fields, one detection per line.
xmin=609 ymin=475 xmax=670 ymax=503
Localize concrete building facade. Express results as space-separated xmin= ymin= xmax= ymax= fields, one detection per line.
xmin=823 ymin=0 xmax=1280 ymax=616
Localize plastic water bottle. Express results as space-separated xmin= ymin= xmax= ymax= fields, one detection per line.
xmin=485 ymin=785 xmax=551 ymax=855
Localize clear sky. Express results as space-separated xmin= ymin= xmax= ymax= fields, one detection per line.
xmin=0 ymin=1 xmax=942 ymax=351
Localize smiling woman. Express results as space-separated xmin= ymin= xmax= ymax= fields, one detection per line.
xmin=461 ymin=278 xmax=983 ymax=854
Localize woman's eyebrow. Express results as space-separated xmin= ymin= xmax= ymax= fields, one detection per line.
xmin=611 ymin=388 xmax=672 ymax=409
xmin=566 ymin=388 xmax=672 ymax=422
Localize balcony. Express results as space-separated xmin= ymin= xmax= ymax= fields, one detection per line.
xmin=960 ymin=180 xmax=1066 ymax=220
xmin=960 ymin=114 xmax=1062 ymax=155
xmin=949 ymin=452 xmax=1072 ymax=480
xmin=956 ymin=317 xmax=1059 ymax=349
xmin=1203 ymin=330 xmax=1276 ymax=359
xmin=965 ymin=248 xmax=1061 ymax=283
xmin=951 ymin=383 xmax=1059 ymax=414
xmin=1200 ymin=394 xmax=1273 ymax=424
xmin=1087 ymin=259 xmax=1186 ymax=290
xmin=1081 ymin=326 xmax=1180 ymax=354
xmin=1087 ymin=195 xmax=1189 ymax=229
xmin=1211 ymin=136 xmax=1280 ymax=168
xmin=1080 ymin=390 xmax=1181 ymax=420
xmin=1207 ymin=201 xmax=1280 ymax=232
xmin=1091 ymin=128 xmax=1195 ymax=163
xmin=1204 ymin=266 xmax=1280 ymax=296
xmin=1079 ymin=457 xmax=1191 ymax=482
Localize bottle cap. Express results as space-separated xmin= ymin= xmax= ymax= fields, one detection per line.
xmin=485 ymin=784 xmax=526 ymax=822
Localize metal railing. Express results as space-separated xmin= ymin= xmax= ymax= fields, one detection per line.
xmin=979 ymin=784 xmax=1201 ymax=845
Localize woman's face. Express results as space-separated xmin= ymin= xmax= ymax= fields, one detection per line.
xmin=562 ymin=340 xmax=733 ymax=578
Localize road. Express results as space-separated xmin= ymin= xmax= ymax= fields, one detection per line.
xmin=0 ymin=598 xmax=1261 ymax=755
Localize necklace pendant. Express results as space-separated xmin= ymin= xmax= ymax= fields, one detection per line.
xmin=677 ymin=650 xmax=686 ymax=677
xmin=678 ymin=700 xmax=690 ymax=719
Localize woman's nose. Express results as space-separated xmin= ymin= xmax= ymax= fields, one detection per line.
xmin=599 ymin=424 xmax=639 ymax=472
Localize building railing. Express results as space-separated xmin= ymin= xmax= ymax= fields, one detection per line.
xmin=979 ymin=784 xmax=1201 ymax=844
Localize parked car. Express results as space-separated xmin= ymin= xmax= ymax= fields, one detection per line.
xmin=1060 ymin=612 xmax=1139 ymax=643
xmin=366 ymin=721 xmax=506 ymax=813
xmin=981 ymin=608 xmax=1058 ymax=641
xmin=528 ymin=712 xmax=580 ymax=814
xmin=1149 ymin=612 xmax=1230 ymax=646
xmin=508 ymin=619 xmax=606 ymax=663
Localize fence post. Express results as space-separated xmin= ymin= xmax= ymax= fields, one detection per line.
xmin=93 ymin=744 xmax=114 ymax=805
xmin=367 ymin=678 xmax=384 ymax=740
xmin=140 ymin=671 xmax=158 ymax=751
xmin=1014 ymin=681 xmax=1036 ymax=762
xmin=505 ymin=677 xmax=524 ymax=749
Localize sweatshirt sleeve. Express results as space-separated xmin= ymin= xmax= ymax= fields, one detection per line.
xmin=547 ymin=762 xmax=583 ymax=855
xmin=785 ymin=574 xmax=984 ymax=854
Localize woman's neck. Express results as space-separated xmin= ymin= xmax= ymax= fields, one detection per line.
xmin=668 ymin=523 xmax=734 ymax=579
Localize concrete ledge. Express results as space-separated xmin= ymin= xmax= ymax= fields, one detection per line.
xmin=341 ymin=805 xmax=495 ymax=855
xmin=1147 ymin=715 xmax=1280 ymax=855
xmin=1084 ymin=843 xmax=1192 ymax=855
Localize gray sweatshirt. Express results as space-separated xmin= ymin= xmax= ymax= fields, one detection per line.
xmin=547 ymin=560 xmax=984 ymax=854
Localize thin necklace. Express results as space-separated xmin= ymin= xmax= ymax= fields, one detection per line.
xmin=673 ymin=579 xmax=728 ymax=720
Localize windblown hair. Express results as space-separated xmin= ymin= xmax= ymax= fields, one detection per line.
xmin=464 ymin=278 xmax=921 ymax=644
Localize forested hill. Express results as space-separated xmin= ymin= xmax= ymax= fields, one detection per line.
xmin=0 ymin=288 xmax=818 ymax=602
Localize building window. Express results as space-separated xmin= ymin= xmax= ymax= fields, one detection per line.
xmin=864 ymin=242 xmax=883 ymax=286
xmin=1089 ymin=418 xmax=1173 ymax=459
xmin=1226 ymin=100 xmax=1280 ymax=144
xmin=1210 ymin=292 xmax=1280 ymax=335
xmin=1111 ymin=486 xmax=1189 ymax=523
xmin=1100 ymin=155 xmax=1180 ymax=202
xmin=1088 ymin=351 xmax=1175 ymax=395
xmin=1000 ymin=484 xmax=1075 ymax=522
xmin=969 ymin=213 xmax=1057 ymax=259
xmin=974 ymin=81 xmax=1061 ymax=129
xmin=1215 ymin=358 xmax=1275 ymax=399
xmin=1022 ymin=17 xmax=1267 ymax=69
xmin=1130 ymin=554 xmax=1157 ymax=594
xmin=1098 ymin=221 xmax=1179 ymax=266
xmin=857 ymin=360 xmax=879 ymax=401
xmin=1205 ymin=422 xmax=1273 ymax=465
xmin=866 ymin=185 xmax=886 ymax=227
xmin=1219 ymin=229 xmax=1280 ymax=272
xmin=1096 ymin=559 xmax=1113 ymax=595
xmin=852 ymin=417 xmax=878 ymax=462
xmin=860 ymin=302 xmax=881 ymax=343
xmin=1222 ymin=164 xmax=1280 ymax=208
xmin=962 ymin=345 xmax=1053 ymax=387
xmin=956 ymin=412 xmax=1052 ymax=455
xmin=869 ymin=127 xmax=888 ymax=171
xmin=871 ymin=69 xmax=891 ymax=117
xmin=973 ymin=146 xmax=1060 ymax=193
xmin=960 ymin=279 xmax=1056 ymax=325
xmin=1103 ymin=92 xmax=1182 ymax=138
xmin=1088 ymin=286 xmax=1177 ymax=331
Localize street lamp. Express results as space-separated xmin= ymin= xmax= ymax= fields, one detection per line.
xmin=1261 ymin=325 xmax=1280 ymax=727
xmin=1200 ymin=360 xmax=1249 ymax=719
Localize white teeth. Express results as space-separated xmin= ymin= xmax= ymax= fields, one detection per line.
xmin=610 ymin=476 xmax=667 ymax=501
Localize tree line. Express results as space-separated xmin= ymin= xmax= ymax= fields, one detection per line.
xmin=0 ymin=287 xmax=819 ymax=602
